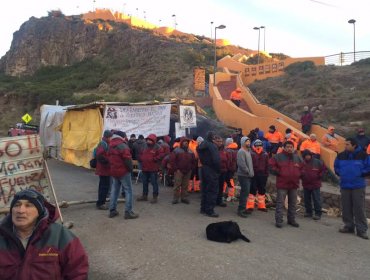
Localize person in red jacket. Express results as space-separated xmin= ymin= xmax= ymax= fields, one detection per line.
xmin=224 ymin=138 xmax=238 ymax=200
xmin=0 ymin=190 xmax=89 ymax=280
xmin=137 ymin=134 xmax=164 ymax=203
xmin=248 ymin=139 xmax=269 ymax=212
xmin=170 ymin=137 xmax=196 ymax=204
xmin=108 ymin=130 xmax=139 ymax=219
xmin=95 ymin=130 xmax=113 ymax=210
xmin=269 ymin=141 xmax=303 ymax=228
xmin=301 ymin=149 xmax=326 ymax=220
xmin=215 ymin=136 xmax=228 ymax=207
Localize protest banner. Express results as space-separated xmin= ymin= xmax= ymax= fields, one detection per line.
xmin=103 ymin=104 xmax=171 ymax=137
xmin=0 ymin=135 xmax=52 ymax=211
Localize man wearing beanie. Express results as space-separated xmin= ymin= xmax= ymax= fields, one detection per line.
xmin=236 ymin=136 xmax=254 ymax=218
xmin=0 ymin=190 xmax=88 ymax=279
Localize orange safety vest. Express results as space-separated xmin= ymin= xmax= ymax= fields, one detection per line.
xmin=322 ymin=133 xmax=339 ymax=152
xmin=265 ymin=131 xmax=284 ymax=144
xmin=230 ymin=90 xmax=242 ymax=101
xmin=300 ymin=139 xmax=321 ymax=155
xmin=367 ymin=144 xmax=370 ymax=155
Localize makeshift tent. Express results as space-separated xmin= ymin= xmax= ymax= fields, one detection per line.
xmin=60 ymin=107 xmax=103 ymax=168
xmin=39 ymin=105 xmax=70 ymax=159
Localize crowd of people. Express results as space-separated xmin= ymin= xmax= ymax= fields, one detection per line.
xmin=0 ymin=124 xmax=369 ymax=278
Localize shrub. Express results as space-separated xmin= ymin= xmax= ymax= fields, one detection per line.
xmin=284 ymin=61 xmax=316 ymax=76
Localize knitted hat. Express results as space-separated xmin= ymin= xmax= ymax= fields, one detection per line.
xmin=114 ymin=130 xmax=127 ymax=139
xmin=302 ymin=149 xmax=312 ymax=158
xmin=103 ymin=130 xmax=113 ymax=138
xmin=240 ymin=136 xmax=250 ymax=147
xmin=196 ymin=136 xmax=204 ymax=145
xmin=253 ymin=139 xmax=263 ymax=146
xmin=225 ymin=138 xmax=233 ymax=146
xmin=10 ymin=189 xmax=46 ymax=217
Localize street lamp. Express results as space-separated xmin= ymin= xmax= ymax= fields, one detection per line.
xmin=348 ymin=19 xmax=356 ymax=62
xmin=172 ymin=14 xmax=177 ymax=30
xmin=213 ymin=24 xmax=226 ymax=85
xmin=253 ymin=26 xmax=261 ymax=64
xmin=210 ymin=21 xmax=214 ymax=41
xmin=260 ymin=26 xmax=266 ymax=52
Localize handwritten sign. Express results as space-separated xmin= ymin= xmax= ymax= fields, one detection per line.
xmin=103 ymin=105 xmax=171 ymax=137
xmin=179 ymin=105 xmax=197 ymax=128
xmin=0 ymin=135 xmax=51 ymax=210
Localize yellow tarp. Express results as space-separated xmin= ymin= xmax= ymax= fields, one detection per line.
xmin=60 ymin=108 xmax=103 ymax=168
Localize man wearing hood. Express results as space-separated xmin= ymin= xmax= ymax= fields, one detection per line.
xmin=269 ymin=141 xmax=303 ymax=228
xmin=170 ymin=137 xmax=196 ymax=204
xmin=236 ymin=136 xmax=254 ymax=218
xmin=95 ymin=130 xmax=113 ymax=210
xmin=137 ymin=134 xmax=164 ymax=203
xmin=0 ymin=190 xmax=89 ymax=279
xmin=334 ymin=138 xmax=370 ymax=239
xmin=108 ymin=131 xmax=139 ymax=219
xmin=301 ymin=149 xmax=326 ymax=220
xmin=197 ymin=131 xmax=221 ymax=217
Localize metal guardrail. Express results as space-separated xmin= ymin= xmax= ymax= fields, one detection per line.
xmin=325 ymin=51 xmax=370 ymax=66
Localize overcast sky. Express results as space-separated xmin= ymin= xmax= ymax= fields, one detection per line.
xmin=0 ymin=0 xmax=368 ymax=58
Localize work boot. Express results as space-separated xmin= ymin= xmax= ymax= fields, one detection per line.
xmin=109 ymin=210 xmax=119 ymax=218
xmin=339 ymin=227 xmax=355 ymax=234
xmin=258 ymin=207 xmax=268 ymax=212
xmin=124 ymin=211 xmax=139 ymax=219
xmin=96 ymin=204 xmax=108 ymax=210
xmin=275 ymin=222 xmax=283 ymax=228
xmin=137 ymin=195 xmax=148 ymax=201
xmin=304 ymin=213 xmax=312 ymax=218
xmin=205 ymin=212 xmax=219 ymax=218
xmin=181 ymin=198 xmax=190 ymax=204
xmin=287 ymin=220 xmax=300 ymax=228
xmin=357 ymin=232 xmax=369 ymax=240
xmin=217 ymin=202 xmax=227 ymax=207
xmin=172 ymin=199 xmax=179 ymax=204
xmin=237 ymin=210 xmax=248 ymax=218
xmin=150 ymin=195 xmax=158 ymax=204
xmin=312 ymin=215 xmax=321 ymax=220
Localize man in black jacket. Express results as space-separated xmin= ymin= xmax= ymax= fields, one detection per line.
xmin=197 ymin=131 xmax=221 ymax=217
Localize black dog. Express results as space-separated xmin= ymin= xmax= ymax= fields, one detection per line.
xmin=206 ymin=221 xmax=250 ymax=243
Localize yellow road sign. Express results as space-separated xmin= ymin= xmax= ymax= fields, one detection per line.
xmin=22 ymin=113 xmax=32 ymax=124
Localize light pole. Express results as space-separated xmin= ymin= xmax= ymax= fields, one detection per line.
xmin=172 ymin=14 xmax=177 ymax=30
xmin=213 ymin=24 xmax=226 ymax=85
xmin=348 ymin=19 xmax=356 ymax=62
xmin=253 ymin=27 xmax=261 ymax=64
xmin=143 ymin=10 xmax=146 ymax=21
xmin=260 ymin=26 xmax=265 ymax=52
xmin=210 ymin=21 xmax=214 ymax=41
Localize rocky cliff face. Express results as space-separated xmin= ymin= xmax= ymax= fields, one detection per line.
xmin=0 ymin=15 xmax=110 ymax=76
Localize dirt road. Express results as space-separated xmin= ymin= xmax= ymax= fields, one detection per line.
xmin=47 ymin=159 xmax=369 ymax=280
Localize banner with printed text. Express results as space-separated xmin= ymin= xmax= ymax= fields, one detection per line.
xmin=103 ymin=105 xmax=171 ymax=137
xmin=0 ymin=135 xmax=51 ymax=210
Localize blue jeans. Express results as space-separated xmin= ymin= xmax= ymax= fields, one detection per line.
xmin=238 ymin=176 xmax=251 ymax=211
xmin=110 ymin=173 xmax=133 ymax=212
xmin=142 ymin=171 xmax=159 ymax=196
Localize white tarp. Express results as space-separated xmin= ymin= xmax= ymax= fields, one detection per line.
xmin=39 ymin=105 xmax=69 ymax=159
xmin=179 ymin=105 xmax=197 ymax=128
xmin=103 ymin=105 xmax=171 ymax=137
xmin=0 ymin=135 xmax=52 ymax=210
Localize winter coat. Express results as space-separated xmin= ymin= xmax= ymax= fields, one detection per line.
xmin=132 ymin=139 xmax=146 ymax=161
xmin=108 ymin=135 xmax=132 ymax=178
xmin=225 ymin=143 xmax=238 ymax=173
xmin=170 ymin=140 xmax=196 ymax=174
xmin=251 ymin=150 xmax=269 ymax=176
xmin=197 ymin=140 xmax=220 ymax=173
xmin=95 ymin=138 xmax=110 ymax=176
xmin=219 ymin=147 xmax=229 ymax=173
xmin=139 ymin=143 xmax=164 ymax=172
xmin=300 ymin=111 xmax=313 ymax=126
xmin=334 ymin=147 xmax=370 ymax=189
xmin=236 ymin=148 xmax=254 ymax=178
xmin=355 ymin=135 xmax=370 ymax=151
xmin=269 ymin=151 xmax=303 ymax=189
xmin=265 ymin=131 xmax=284 ymax=144
xmin=0 ymin=202 xmax=88 ymax=280
xmin=301 ymin=158 xmax=326 ymax=189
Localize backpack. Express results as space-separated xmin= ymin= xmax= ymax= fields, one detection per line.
xmin=91 ymin=141 xmax=109 ymax=168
